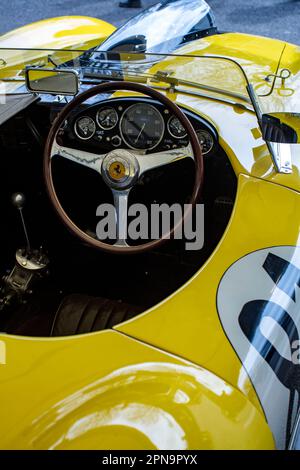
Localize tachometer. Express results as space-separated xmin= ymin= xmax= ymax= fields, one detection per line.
xmin=74 ymin=116 xmax=96 ymax=140
xmin=168 ymin=116 xmax=187 ymax=139
xmin=96 ymin=107 xmax=118 ymax=130
xmin=120 ymin=103 xmax=165 ymax=150
xmin=196 ymin=130 xmax=214 ymax=155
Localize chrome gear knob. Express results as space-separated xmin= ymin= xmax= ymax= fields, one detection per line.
xmin=11 ymin=192 xmax=26 ymax=210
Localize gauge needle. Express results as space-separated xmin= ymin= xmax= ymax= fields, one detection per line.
xmin=134 ymin=123 xmax=145 ymax=144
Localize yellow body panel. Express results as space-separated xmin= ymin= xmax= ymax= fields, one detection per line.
xmin=0 ymin=330 xmax=273 ymax=449
xmin=117 ymin=175 xmax=300 ymax=410
xmin=181 ymin=31 xmax=286 ymax=67
xmin=0 ymin=16 xmax=115 ymax=81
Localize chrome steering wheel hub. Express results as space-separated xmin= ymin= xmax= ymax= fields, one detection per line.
xmin=101 ymin=149 xmax=140 ymax=189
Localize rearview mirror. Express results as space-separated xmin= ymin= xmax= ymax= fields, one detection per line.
xmin=25 ymin=67 xmax=79 ymax=96
xmin=261 ymin=112 xmax=300 ymax=144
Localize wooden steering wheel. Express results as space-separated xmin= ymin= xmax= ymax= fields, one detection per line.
xmin=44 ymin=81 xmax=204 ymax=254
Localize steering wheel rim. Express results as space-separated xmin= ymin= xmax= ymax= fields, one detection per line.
xmin=44 ymin=81 xmax=204 ymax=254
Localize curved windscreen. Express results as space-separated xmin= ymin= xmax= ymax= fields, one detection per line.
xmin=98 ymin=0 xmax=216 ymax=55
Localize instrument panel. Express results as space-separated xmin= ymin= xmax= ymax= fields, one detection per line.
xmin=62 ymin=98 xmax=218 ymax=156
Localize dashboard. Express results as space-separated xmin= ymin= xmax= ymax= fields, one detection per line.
xmin=59 ymin=98 xmax=218 ymax=156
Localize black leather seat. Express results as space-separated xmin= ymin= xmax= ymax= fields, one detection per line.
xmin=50 ymin=294 xmax=144 ymax=336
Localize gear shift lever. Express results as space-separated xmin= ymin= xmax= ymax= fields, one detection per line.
xmin=10 ymin=191 xmax=49 ymax=269
xmin=0 ymin=193 xmax=50 ymax=311
xmin=11 ymin=192 xmax=31 ymax=253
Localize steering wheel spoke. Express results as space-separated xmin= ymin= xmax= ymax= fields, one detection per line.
xmin=112 ymin=188 xmax=130 ymax=247
xmin=136 ymin=143 xmax=194 ymax=175
xmin=51 ymin=140 xmax=105 ymax=173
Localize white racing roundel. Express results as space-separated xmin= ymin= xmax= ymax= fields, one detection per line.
xmin=217 ymin=246 xmax=300 ymax=449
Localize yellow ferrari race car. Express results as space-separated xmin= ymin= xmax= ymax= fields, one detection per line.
xmin=0 ymin=0 xmax=299 ymax=451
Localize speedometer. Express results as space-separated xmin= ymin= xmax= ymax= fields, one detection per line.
xmin=120 ymin=103 xmax=165 ymax=150
xmin=74 ymin=116 xmax=96 ymax=140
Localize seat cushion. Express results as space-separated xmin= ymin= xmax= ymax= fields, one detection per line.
xmin=51 ymin=294 xmax=144 ymax=336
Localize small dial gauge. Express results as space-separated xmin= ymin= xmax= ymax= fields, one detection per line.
xmin=74 ymin=116 xmax=96 ymax=140
xmin=96 ymin=107 xmax=119 ymax=130
xmin=167 ymin=116 xmax=187 ymax=139
xmin=120 ymin=103 xmax=165 ymax=150
xmin=196 ymin=130 xmax=214 ymax=155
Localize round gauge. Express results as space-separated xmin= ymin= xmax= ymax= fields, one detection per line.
xmin=167 ymin=116 xmax=187 ymax=139
xmin=74 ymin=116 xmax=96 ymax=140
xmin=96 ymin=107 xmax=118 ymax=130
xmin=196 ymin=130 xmax=214 ymax=155
xmin=120 ymin=103 xmax=165 ymax=150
